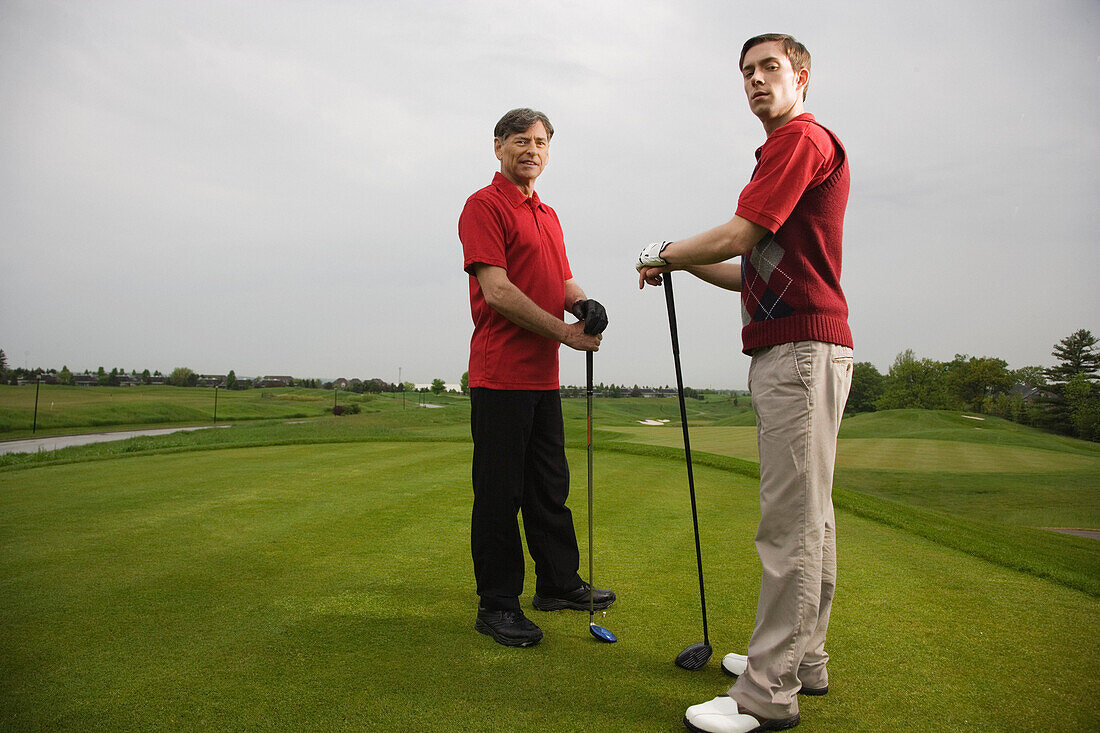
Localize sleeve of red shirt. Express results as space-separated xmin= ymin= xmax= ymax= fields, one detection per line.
xmin=459 ymin=197 xmax=508 ymax=275
xmin=735 ymin=123 xmax=830 ymax=233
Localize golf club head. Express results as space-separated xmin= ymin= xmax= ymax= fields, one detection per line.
xmin=590 ymin=623 xmax=618 ymax=643
xmin=674 ymin=641 xmax=712 ymax=670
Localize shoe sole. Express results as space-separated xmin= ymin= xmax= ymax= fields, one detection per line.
xmin=474 ymin=619 xmax=542 ymax=647
xmin=683 ymin=712 xmax=800 ymax=732
xmin=532 ymin=596 xmax=616 ymax=612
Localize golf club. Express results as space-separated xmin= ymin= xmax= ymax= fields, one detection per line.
xmin=663 ymin=273 xmax=712 ymax=670
xmin=587 ymin=349 xmax=617 ymax=643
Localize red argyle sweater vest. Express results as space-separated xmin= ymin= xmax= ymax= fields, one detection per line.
xmin=740 ymin=125 xmax=852 ymax=354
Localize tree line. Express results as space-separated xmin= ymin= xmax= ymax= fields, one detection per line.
xmin=457 ymin=370 xmax=734 ymax=401
xmin=848 ymin=329 xmax=1099 ymax=441
xmin=3 ymin=328 xmax=1096 ymax=441
xmin=0 ymin=356 xmax=397 ymax=394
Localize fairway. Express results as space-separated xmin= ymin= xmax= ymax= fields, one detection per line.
xmin=0 ymin=384 xmax=402 ymax=436
xmin=608 ymin=425 xmax=1098 ymax=472
xmin=609 ymin=425 xmax=760 ymax=462
xmin=3 ymin=439 xmax=1099 ymax=731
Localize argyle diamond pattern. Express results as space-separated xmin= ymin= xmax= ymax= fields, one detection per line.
xmin=742 ymin=235 xmax=793 ymax=326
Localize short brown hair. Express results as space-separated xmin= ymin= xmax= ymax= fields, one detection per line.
xmin=740 ymin=34 xmax=811 ymax=100
xmin=494 ymin=108 xmax=554 ymax=141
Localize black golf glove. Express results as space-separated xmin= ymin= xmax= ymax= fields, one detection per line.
xmin=571 ymin=299 xmax=608 ymax=335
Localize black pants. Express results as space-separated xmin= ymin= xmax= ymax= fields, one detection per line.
xmin=470 ymin=388 xmax=582 ymax=612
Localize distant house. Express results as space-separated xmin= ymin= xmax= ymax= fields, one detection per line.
xmin=17 ymin=374 xmax=60 ymax=385
xmin=256 ymin=376 xmax=294 ymax=388
xmin=332 ymin=378 xmax=350 ymax=390
xmin=117 ymin=374 xmax=141 ymax=387
xmin=73 ymin=373 xmax=99 ymax=387
xmin=197 ymin=375 xmax=228 ymax=388
xmin=1009 ymin=384 xmax=1055 ymax=403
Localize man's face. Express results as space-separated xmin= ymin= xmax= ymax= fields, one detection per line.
xmin=495 ymin=121 xmax=550 ymax=190
xmin=741 ymin=41 xmax=806 ymax=124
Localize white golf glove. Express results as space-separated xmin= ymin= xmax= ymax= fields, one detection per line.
xmin=636 ymin=241 xmax=672 ymax=271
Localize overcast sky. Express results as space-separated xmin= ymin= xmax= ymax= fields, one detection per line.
xmin=2 ymin=0 xmax=1097 ymax=389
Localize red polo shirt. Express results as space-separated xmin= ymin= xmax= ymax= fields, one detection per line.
xmin=460 ymin=172 xmax=573 ymax=390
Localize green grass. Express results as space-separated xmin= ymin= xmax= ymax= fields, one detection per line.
xmin=0 ymin=385 xmax=373 ymax=435
xmin=602 ymin=410 xmax=1100 ymax=529
xmin=611 ymin=423 xmax=1098 ymax=472
xmin=1 ymin=393 xmax=1098 ymax=730
xmin=834 ymin=468 xmax=1100 ymax=528
xmin=0 ymin=385 xmax=476 ymax=438
xmin=3 ymin=442 xmax=1098 ymax=731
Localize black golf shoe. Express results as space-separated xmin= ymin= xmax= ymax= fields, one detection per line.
xmin=475 ymin=608 xmax=543 ymax=647
xmin=532 ymin=583 xmax=616 ymax=611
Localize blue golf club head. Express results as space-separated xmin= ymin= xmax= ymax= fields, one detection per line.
xmin=590 ymin=622 xmax=618 ymax=643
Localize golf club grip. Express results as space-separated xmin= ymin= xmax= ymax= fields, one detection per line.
xmin=663 ymin=274 xmax=710 ymax=643
xmin=663 ymin=275 xmax=693 ymax=467
xmin=586 ymin=351 xmax=593 ymax=443
xmin=663 ymin=274 xmax=681 ymax=356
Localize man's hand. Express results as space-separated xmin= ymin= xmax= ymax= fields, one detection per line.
xmin=636 ymin=241 xmax=672 ymax=271
xmin=638 ymin=265 xmax=668 ymax=289
xmin=570 ymin=299 xmax=608 ymax=335
xmin=562 ymin=321 xmax=602 ymax=352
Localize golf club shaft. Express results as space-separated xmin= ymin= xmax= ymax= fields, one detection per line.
xmin=663 ymin=274 xmax=709 ymax=644
xmin=587 ymin=350 xmax=595 ymax=621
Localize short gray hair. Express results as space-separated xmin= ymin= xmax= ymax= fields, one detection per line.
xmin=494 ymin=108 xmax=554 ymax=141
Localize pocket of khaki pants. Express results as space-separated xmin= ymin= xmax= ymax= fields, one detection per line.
xmin=792 ymin=342 xmax=815 ymax=390
xmin=832 ymin=352 xmax=854 ymax=375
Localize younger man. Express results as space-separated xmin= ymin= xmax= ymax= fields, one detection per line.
xmin=636 ymin=35 xmax=854 ymax=732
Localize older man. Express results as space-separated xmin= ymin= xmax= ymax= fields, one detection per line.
xmin=637 ymin=35 xmax=854 ymax=732
xmin=460 ymin=107 xmax=614 ymax=647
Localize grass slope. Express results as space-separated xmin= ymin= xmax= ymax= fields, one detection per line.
xmin=2 ymin=443 xmax=1098 ymax=731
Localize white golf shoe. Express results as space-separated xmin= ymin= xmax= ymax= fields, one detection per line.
xmin=722 ymin=652 xmax=748 ymax=677
xmin=683 ymin=696 xmax=763 ymax=733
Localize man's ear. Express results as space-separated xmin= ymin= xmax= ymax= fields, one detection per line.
xmin=493 ymin=137 xmax=503 ymax=161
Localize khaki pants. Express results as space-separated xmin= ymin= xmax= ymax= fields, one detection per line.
xmin=730 ymin=341 xmax=853 ymax=719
